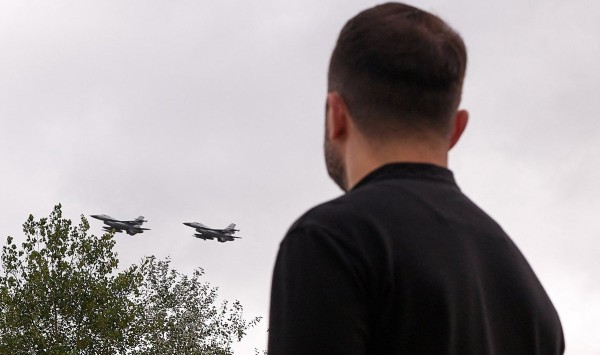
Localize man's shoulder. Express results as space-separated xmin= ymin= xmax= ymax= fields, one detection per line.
xmin=284 ymin=186 xmax=387 ymax=245
xmin=288 ymin=193 xmax=360 ymax=235
xmin=285 ymin=175 xmax=503 ymax=247
xmin=280 ymin=192 xmax=383 ymax=268
xmin=289 ymin=176 xmax=444 ymax=232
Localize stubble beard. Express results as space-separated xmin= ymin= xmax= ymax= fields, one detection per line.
xmin=324 ymin=131 xmax=348 ymax=192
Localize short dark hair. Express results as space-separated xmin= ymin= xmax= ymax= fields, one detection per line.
xmin=328 ymin=2 xmax=467 ymax=138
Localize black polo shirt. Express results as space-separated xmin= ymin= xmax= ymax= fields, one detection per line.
xmin=269 ymin=163 xmax=564 ymax=354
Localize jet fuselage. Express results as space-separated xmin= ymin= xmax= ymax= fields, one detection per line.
xmin=91 ymin=214 xmax=149 ymax=236
xmin=183 ymin=222 xmax=240 ymax=243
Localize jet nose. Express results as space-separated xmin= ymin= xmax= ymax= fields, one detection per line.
xmin=183 ymin=222 xmax=193 ymax=227
xmin=90 ymin=215 xmax=101 ymax=219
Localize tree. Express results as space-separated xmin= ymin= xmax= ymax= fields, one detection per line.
xmin=131 ymin=256 xmax=261 ymax=354
xmin=0 ymin=205 xmax=260 ymax=354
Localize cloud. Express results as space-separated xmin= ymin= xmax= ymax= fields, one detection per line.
xmin=1 ymin=1 xmax=598 ymax=353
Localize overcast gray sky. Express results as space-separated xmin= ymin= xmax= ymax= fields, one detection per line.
xmin=1 ymin=1 xmax=598 ymax=353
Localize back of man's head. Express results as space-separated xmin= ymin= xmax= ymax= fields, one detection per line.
xmin=328 ymin=2 xmax=467 ymax=140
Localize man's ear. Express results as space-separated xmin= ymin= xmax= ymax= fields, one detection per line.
xmin=326 ymin=92 xmax=350 ymax=141
xmin=449 ymin=109 xmax=469 ymax=149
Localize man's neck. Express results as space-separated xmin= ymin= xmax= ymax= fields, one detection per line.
xmin=344 ymin=138 xmax=449 ymax=190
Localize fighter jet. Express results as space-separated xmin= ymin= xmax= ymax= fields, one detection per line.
xmin=183 ymin=222 xmax=241 ymax=243
xmin=90 ymin=214 xmax=150 ymax=235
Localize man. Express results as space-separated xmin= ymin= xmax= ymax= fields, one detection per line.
xmin=269 ymin=3 xmax=564 ymax=354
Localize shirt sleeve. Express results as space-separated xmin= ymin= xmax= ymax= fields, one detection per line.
xmin=268 ymin=225 xmax=370 ymax=355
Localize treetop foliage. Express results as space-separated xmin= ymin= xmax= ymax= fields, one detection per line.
xmin=0 ymin=204 xmax=260 ymax=354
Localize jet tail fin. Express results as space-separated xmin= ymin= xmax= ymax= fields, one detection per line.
xmin=132 ymin=216 xmax=147 ymax=226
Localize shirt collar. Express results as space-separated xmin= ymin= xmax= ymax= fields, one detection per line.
xmin=351 ymin=162 xmax=457 ymax=191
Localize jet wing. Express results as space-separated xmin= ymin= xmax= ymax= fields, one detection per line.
xmin=195 ymin=226 xmax=224 ymax=232
xmin=120 ymin=220 xmax=147 ymax=225
xmin=103 ymin=218 xmax=136 ymax=224
xmin=194 ymin=233 xmax=214 ymax=240
xmin=217 ymin=236 xmax=242 ymax=242
xmin=196 ymin=227 xmax=239 ymax=233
